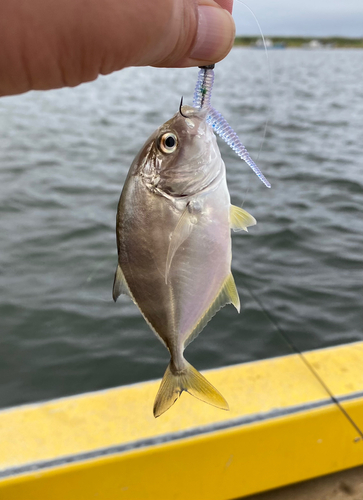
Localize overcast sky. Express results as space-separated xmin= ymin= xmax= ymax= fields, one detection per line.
xmin=233 ymin=0 xmax=363 ymax=37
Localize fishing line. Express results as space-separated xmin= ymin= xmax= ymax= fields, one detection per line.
xmin=234 ymin=0 xmax=272 ymax=207
xmin=242 ymin=280 xmax=363 ymax=442
xmin=235 ymin=0 xmax=271 ymax=163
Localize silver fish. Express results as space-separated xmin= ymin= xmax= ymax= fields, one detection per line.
xmin=113 ymin=104 xmax=256 ymax=417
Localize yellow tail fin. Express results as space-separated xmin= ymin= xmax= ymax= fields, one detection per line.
xmin=153 ymin=360 xmax=229 ymax=418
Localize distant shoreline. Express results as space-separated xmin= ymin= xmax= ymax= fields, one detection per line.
xmin=234 ymin=36 xmax=363 ymax=49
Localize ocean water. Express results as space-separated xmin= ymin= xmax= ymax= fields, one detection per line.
xmin=0 ymin=49 xmax=362 ymax=409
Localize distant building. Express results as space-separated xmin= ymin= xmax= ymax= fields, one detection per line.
xmin=254 ymin=38 xmax=273 ymax=49
xmin=307 ymin=39 xmax=323 ymax=49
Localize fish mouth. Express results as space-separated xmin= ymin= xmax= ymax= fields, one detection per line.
xmin=178 ymin=101 xmax=207 ymax=121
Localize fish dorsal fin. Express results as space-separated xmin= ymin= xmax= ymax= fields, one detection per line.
xmin=112 ymin=264 xmax=132 ymax=302
xmin=165 ymin=206 xmax=194 ymax=284
xmin=184 ymin=273 xmax=240 ymax=348
xmin=230 ymin=205 xmax=256 ymax=232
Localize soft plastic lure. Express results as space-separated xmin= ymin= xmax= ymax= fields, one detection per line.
xmin=192 ymin=64 xmax=271 ymax=188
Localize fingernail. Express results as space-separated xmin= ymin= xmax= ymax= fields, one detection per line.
xmin=190 ymin=6 xmax=235 ymax=63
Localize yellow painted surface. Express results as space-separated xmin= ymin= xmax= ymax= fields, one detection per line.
xmin=0 ymin=342 xmax=362 ymax=499
xmin=0 ymin=400 xmax=362 ymax=500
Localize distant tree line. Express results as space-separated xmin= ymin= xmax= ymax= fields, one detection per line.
xmin=234 ymin=36 xmax=363 ymax=48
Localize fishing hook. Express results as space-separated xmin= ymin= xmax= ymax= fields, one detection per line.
xmin=179 ymin=96 xmax=188 ymax=118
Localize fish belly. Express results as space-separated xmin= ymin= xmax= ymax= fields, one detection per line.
xmin=117 ymin=174 xmax=231 ymax=354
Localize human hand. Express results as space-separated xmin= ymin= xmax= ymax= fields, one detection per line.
xmin=0 ymin=0 xmax=235 ymax=96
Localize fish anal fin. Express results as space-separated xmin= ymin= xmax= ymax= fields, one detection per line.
xmin=112 ymin=264 xmax=132 ymax=302
xmin=165 ymin=207 xmax=194 ymax=284
xmin=230 ymin=205 xmax=256 ymax=232
xmin=153 ymin=360 xmax=228 ymax=418
xmin=184 ymin=273 xmax=240 ymax=349
xmin=225 ymin=272 xmax=240 ymax=313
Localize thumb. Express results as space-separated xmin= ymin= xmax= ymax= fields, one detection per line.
xmin=0 ymin=0 xmax=235 ymax=96
xmin=118 ymin=0 xmax=236 ymax=69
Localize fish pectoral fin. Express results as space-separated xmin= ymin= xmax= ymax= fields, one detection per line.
xmin=230 ymin=205 xmax=256 ymax=232
xmin=165 ymin=207 xmax=194 ymax=284
xmin=184 ymin=273 xmax=240 ymax=348
xmin=153 ymin=360 xmax=229 ymax=418
xmin=112 ymin=264 xmax=132 ymax=302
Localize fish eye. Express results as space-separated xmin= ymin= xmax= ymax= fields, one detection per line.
xmin=159 ymin=133 xmax=178 ymax=154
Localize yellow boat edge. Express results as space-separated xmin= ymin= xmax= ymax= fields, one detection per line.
xmin=0 ymin=341 xmax=362 ymax=500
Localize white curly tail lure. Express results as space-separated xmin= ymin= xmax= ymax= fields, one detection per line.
xmin=193 ymin=64 xmax=271 ymax=189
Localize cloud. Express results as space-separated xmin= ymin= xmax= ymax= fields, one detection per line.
xmin=233 ymin=0 xmax=363 ymax=37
